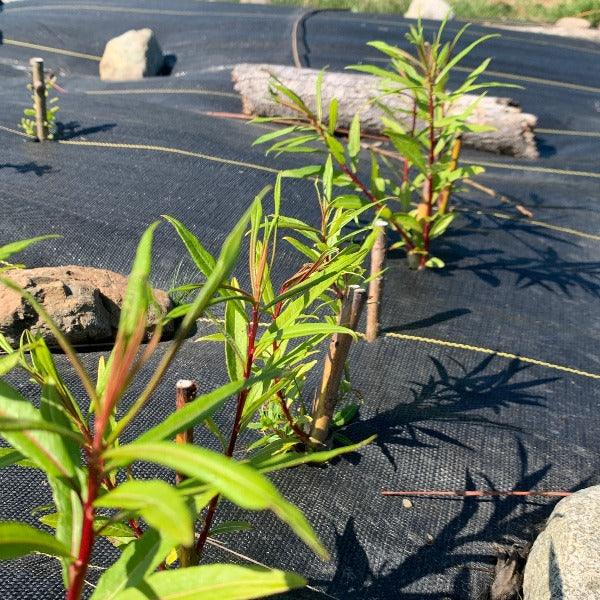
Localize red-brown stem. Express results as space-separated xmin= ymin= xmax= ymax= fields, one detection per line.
xmin=195 ymin=304 xmax=261 ymax=557
xmin=381 ymin=490 xmax=572 ymax=498
xmin=66 ymin=446 xmax=102 ymax=600
xmin=419 ymin=81 xmax=436 ymax=270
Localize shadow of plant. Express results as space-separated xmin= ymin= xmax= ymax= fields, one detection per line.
xmin=316 ymin=441 xmax=592 ymax=600
xmin=346 ymin=355 xmax=556 ymax=469
xmin=54 ymin=121 xmax=116 ymax=140
xmin=0 ymin=162 xmax=53 ymax=176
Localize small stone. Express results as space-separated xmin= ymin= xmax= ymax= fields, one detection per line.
xmin=425 ymin=533 xmax=435 ymax=544
xmin=405 ymin=0 xmax=454 ymax=21
xmin=0 ymin=266 xmax=172 ymax=345
xmin=555 ymin=17 xmax=591 ymax=30
xmin=100 ymin=28 xmax=164 ymax=81
xmin=402 ymin=498 xmax=414 ymax=509
xmin=523 ymin=486 xmax=600 ymax=599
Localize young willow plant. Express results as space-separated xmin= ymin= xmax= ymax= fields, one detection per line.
xmin=20 ymin=72 xmax=60 ymax=139
xmin=166 ymin=177 xmax=376 ymax=557
xmin=0 ymin=211 xmax=342 ymax=600
xmin=253 ymin=20 xmax=506 ymax=269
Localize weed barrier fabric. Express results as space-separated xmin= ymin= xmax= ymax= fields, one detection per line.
xmin=0 ymin=1 xmax=599 ymax=598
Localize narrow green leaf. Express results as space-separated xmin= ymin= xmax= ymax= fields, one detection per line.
xmin=253 ymin=435 xmax=375 ymax=473
xmin=118 ymin=222 xmax=160 ymax=338
xmin=348 ymin=113 xmax=361 ymax=159
xmin=136 ymin=379 xmax=243 ymax=443
xmin=91 ymin=529 xmax=174 ymax=600
xmin=0 ymin=235 xmax=60 ymax=262
xmin=0 ymin=522 xmax=71 ymax=560
xmin=95 ymin=481 xmax=193 ymax=546
xmin=210 ymin=520 xmax=252 ymax=537
xmin=104 ymin=442 xmax=327 ymax=559
xmin=113 ymin=564 xmax=306 ymax=600
xmin=163 ymin=216 xmax=216 ymax=278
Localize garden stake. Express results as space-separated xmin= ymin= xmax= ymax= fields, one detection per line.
xmin=366 ymin=219 xmax=387 ymax=343
xmin=29 ymin=57 xmax=48 ymax=142
xmin=381 ymin=490 xmax=572 ymax=498
xmin=175 ymin=381 xmax=199 ymax=569
xmin=438 ymin=134 xmax=462 ymax=215
xmin=310 ymin=285 xmax=366 ymax=445
xmin=175 ymin=379 xmax=197 ymax=485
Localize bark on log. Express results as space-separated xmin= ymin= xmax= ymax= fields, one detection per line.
xmin=232 ymin=63 xmax=538 ymax=159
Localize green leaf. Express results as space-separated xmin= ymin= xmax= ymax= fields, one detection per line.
xmin=328 ymin=97 xmax=339 ymax=133
xmin=252 ymin=125 xmax=297 ymax=147
xmin=429 ymin=213 xmax=455 ymax=239
xmin=0 ymin=522 xmax=71 ymax=560
xmin=0 ymin=448 xmax=25 ymax=469
xmin=113 ymin=564 xmax=306 ymax=600
xmin=280 ymin=165 xmax=321 ymax=179
xmin=225 ymin=280 xmax=248 ymax=383
xmin=0 ymin=235 xmax=60 ymax=262
xmin=0 ymin=380 xmax=78 ymax=480
xmin=436 ymin=34 xmax=499 ymax=83
xmin=386 ymin=132 xmax=426 ymax=172
xmin=104 ymin=442 xmax=327 ymax=559
xmin=91 ymin=529 xmax=174 ymax=600
xmin=136 ymin=379 xmax=244 ymax=443
xmin=256 ymin=323 xmax=356 ymax=354
xmin=425 ymin=256 xmax=445 ymax=268
xmin=252 ymin=435 xmax=375 ymax=473
xmin=332 ymin=403 xmax=360 ymax=428
xmin=95 ymin=480 xmax=193 ymax=546
xmin=118 ymin=222 xmax=160 ymax=338
xmin=348 ymin=113 xmax=361 ymax=159
xmin=163 ymin=216 xmax=216 ymax=278
xmin=210 ymin=520 xmax=252 ymax=537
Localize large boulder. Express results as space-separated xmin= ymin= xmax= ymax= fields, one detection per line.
xmin=405 ymin=0 xmax=454 ymax=20
xmin=555 ymin=17 xmax=591 ymax=30
xmin=523 ymin=486 xmax=600 ymax=599
xmin=100 ymin=28 xmax=164 ymax=81
xmin=0 ymin=266 xmax=172 ymax=345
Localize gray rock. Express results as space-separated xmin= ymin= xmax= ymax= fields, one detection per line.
xmin=0 ymin=266 xmax=172 ymax=345
xmin=523 ymin=486 xmax=600 ymax=599
xmin=99 ymin=28 xmax=164 ymax=81
xmin=405 ymin=0 xmax=454 ymax=20
xmin=555 ymin=17 xmax=591 ymax=30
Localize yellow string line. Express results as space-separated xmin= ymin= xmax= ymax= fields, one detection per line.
xmin=3 ymin=39 xmax=102 ymax=61
xmin=196 ymin=317 xmax=600 ymax=380
xmin=459 ymin=208 xmax=600 ymax=242
xmin=383 ymin=332 xmax=600 ymax=380
xmin=0 ymin=124 xmax=32 ymax=138
xmin=0 ymin=129 xmax=595 ymax=380
xmin=1 ymin=125 xmax=596 ymax=241
xmin=477 ymin=160 xmax=600 ymax=179
xmin=537 ymin=128 xmax=600 ymax=138
xmin=56 ymin=139 xmax=279 ymax=174
xmin=85 ymin=89 xmax=239 ymax=99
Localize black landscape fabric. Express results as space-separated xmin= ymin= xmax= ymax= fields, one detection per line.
xmin=0 ymin=1 xmax=599 ymax=598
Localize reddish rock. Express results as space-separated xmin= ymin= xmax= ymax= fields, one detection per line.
xmin=0 ymin=266 xmax=172 ymax=345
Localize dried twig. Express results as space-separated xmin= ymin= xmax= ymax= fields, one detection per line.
xmin=381 ymin=490 xmax=572 ymax=498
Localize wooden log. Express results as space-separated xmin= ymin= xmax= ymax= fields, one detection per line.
xmin=231 ymin=63 xmax=538 ymax=159
xmin=310 ymin=285 xmax=366 ymax=446
xmin=29 ymin=57 xmax=48 ymax=142
xmin=366 ymin=219 xmax=387 ymax=343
